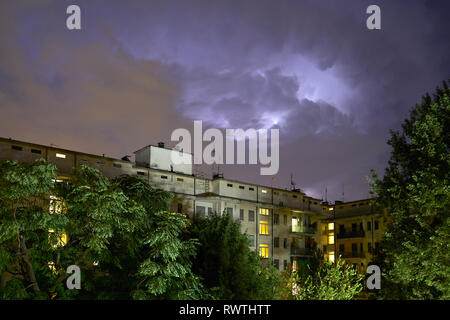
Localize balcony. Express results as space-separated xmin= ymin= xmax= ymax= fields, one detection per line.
xmin=339 ymin=252 xmax=365 ymax=258
xmin=290 ymin=225 xmax=316 ymax=235
xmin=290 ymin=247 xmax=314 ymax=256
xmin=337 ymin=229 xmax=365 ymax=239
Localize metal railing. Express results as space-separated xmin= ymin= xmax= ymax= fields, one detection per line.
xmin=337 ymin=229 xmax=365 ymax=239
xmin=290 ymin=225 xmax=316 ymax=234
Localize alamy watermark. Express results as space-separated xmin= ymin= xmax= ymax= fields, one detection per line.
xmin=171 ymin=120 xmax=279 ymax=175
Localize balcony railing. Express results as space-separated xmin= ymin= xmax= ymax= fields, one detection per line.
xmin=337 ymin=229 xmax=365 ymax=239
xmin=339 ymin=252 xmax=365 ymax=258
xmin=290 ymin=247 xmax=314 ymax=256
xmin=290 ymin=225 xmax=316 ymax=235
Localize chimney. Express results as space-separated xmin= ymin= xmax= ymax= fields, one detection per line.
xmin=157 ymin=142 xmax=165 ymax=148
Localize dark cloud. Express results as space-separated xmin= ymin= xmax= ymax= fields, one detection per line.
xmin=1 ymin=0 xmax=449 ymax=200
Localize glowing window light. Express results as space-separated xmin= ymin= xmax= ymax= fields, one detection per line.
xmin=329 ymin=252 xmax=335 ymax=263
xmin=259 ymin=244 xmax=269 ymax=258
xmin=259 ymin=221 xmax=269 ymax=235
xmin=328 ymin=223 xmax=334 ymax=231
xmin=56 ymin=153 xmax=66 ymax=159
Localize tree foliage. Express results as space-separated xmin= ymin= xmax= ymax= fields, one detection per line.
xmin=368 ymin=81 xmax=450 ymax=299
xmin=281 ymin=251 xmax=364 ymax=300
xmin=189 ymin=212 xmax=278 ymax=299
xmin=0 ymin=161 xmax=204 ymax=299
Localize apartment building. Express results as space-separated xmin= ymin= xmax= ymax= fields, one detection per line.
xmin=322 ymin=200 xmax=388 ymax=272
xmin=0 ymin=137 xmax=386 ymax=272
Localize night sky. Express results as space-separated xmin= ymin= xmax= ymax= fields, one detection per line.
xmin=1 ymin=0 xmax=449 ymax=201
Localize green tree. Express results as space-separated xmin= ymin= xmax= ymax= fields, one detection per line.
xmin=0 ymin=161 xmax=204 ymax=300
xmin=189 ymin=212 xmax=279 ymax=300
xmin=368 ymin=81 xmax=450 ymax=299
xmin=282 ymin=251 xmax=364 ymax=300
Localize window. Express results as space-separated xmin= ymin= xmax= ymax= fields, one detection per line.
xmin=96 ymin=161 xmax=104 ymax=166
xmin=360 ymin=222 xmax=363 ymax=232
xmin=329 ymin=251 xmax=335 ymax=263
xmin=49 ymin=195 xmax=65 ymax=214
xmin=249 ymin=235 xmax=255 ymax=247
xmin=31 ymin=149 xmax=41 ymax=154
xmin=352 ymin=243 xmax=357 ymax=256
xmin=226 ymin=207 xmax=233 ymax=215
xmin=196 ymin=206 xmax=206 ymax=218
xmin=239 ymin=186 xmax=245 ymax=189
xmin=259 ymin=208 xmax=269 ymax=215
xmin=249 ymin=187 xmax=255 ymax=191
xmin=339 ymin=244 xmax=345 ymax=253
xmin=274 ymin=237 xmax=279 ymax=248
xmin=113 ymin=163 xmax=122 ymax=168
xmin=56 ymin=153 xmax=66 ymax=159
xmin=261 ymin=189 xmax=267 ymax=194
xmin=352 ymin=223 xmax=357 ymax=232
xmin=283 ymin=260 xmax=288 ymax=270
xmin=177 ymin=178 xmax=184 ymax=182
xmin=248 ymin=210 xmax=255 ymax=222
xmin=360 ymin=243 xmax=363 ymax=253
xmin=259 ymin=244 xmax=269 ymax=258
xmin=274 ymin=214 xmax=279 ymax=225
xmin=375 ymin=220 xmax=379 ymax=230
xmin=227 ymin=183 xmax=233 ymax=187
xmin=177 ymin=203 xmax=182 ymax=213
xmin=328 ymin=234 xmax=334 ymax=245
xmin=367 ymin=221 xmax=372 ymax=231
xmin=283 ymin=238 xmax=287 ymax=249
xmin=293 ymin=195 xmax=297 ymax=198
xmin=239 ymin=209 xmax=244 ymax=220
xmin=368 ymin=242 xmax=372 ymax=253
xmin=161 ymin=175 xmax=168 ymax=179
xmin=283 ymin=215 xmax=287 ymax=225
xmin=208 ymin=207 xmax=213 ymax=217
xmin=79 ymin=158 xmax=88 ymax=163
xmin=11 ymin=145 xmax=23 ymax=151
xmin=328 ymin=223 xmax=334 ymax=231
xmin=274 ymin=259 xmax=279 ymax=270
xmin=259 ymin=221 xmax=269 ymax=235
xmin=375 ymin=242 xmax=380 ymax=252
xmin=137 ymin=171 xmax=145 ymax=176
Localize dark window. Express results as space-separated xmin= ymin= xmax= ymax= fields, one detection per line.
xmin=249 ymin=235 xmax=255 ymax=247
xmin=239 ymin=209 xmax=244 ymax=220
xmin=177 ymin=203 xmax=182 ymax=213
xmin=339 ymin=244 xmax=345 ymax=253
xmin=352 ymin=223 xmax=357 ymax=232
xmin=196 ymin=206 xmax=206 ymax=218
xmin=96 ymin=161 xmax=104 ymax=166
xmin=293 ymin=195 xmax=297 ymax=198
xmin=274 ymin=237 xmax=279 ymax=248
xmin=113 ymin=163 xmax=122 ymax=168
xmin=359 ymin=222 xmax=363 ymax=232
xmin=283 ymin=215 xmax=287 ymax=225
xmin=283 ymin=238 xmax=287 ymax=249
xmin=11 ymin=145 xmax=22 ymax=151
xmin=367 ymin=221 xmax=371 ymax=231
xmin=239 ymin=186 xmax=245 ymax=189
xmin=360 ymin=243 xmax=363 ymax=253
xmin=208 ymin=207 xmax=213 ymax=217
xmin=248 ymin=210 xmax=255 ymax=222
xmin=375 ymin=242 xmax=380 ymax=252
xmin=339 ymin=224 xmax=345 ymax=234
xmin=274 ymin=214 xmax=279 ymax=225
xmin=79 ymin=158 xmax=88 ymax=163
xmin=226 ymin=207 xmax=233 ymax=215
xmin=368 ymin=242 xmax=372 ymax=253
xmin=227 ymin=183 xmax=233 ymax=187
xmin=352 ymin=243 xmax=357 ymax=254
xmin=375 ymin=220 xmax=379 ymax=230
xmin=137 ymin=171 xmax=145 ymax=176
xmin=249 ymin=187 xmax=255 ymax=191
xmin=283 ymin=260 xmax=288 ymax=270
xmin=274 ymin=259 xmax=279 ymax=270
xmin=161 ymin=175 xmax=168 ymax=179
xmin=31 ymin=149 xmax=41 ymax=154
xmin=177 ymin=178 xmax=184 ymax=182
xmin=323 ymin=245 xmax=327 ymax=253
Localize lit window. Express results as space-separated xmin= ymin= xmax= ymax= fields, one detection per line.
xmin=328 ymin=223 xmax=334 ymax=231
xmin=56 ymin=153 xmax=66 ymax=159
xmin=329 ymin=252 xmax=335 ymax=263
xmin=328 ymin=234 xmax=335 ymax=245
xmin=48 ymin=229 xmax=68 ymax=247
xmin=329 ymin=207 xmax=334 ymax=211
xmin=48 ymin=261 xmax=57 ymax=274
xmin=49 ymin=195 xmax=65 ymax=214
xmin=259 ymin=221 xmax=269 ymax=235
xmin=259 ymin=208 xmax=269 ymax=215
xmin=259 ymin=244 xmax=269 ymax=258
xmin=261 ymin=189 xmax=267 ymax=194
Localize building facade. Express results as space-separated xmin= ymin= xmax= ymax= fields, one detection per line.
xmin=0 ymin=137 xmax=387 ymax=272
